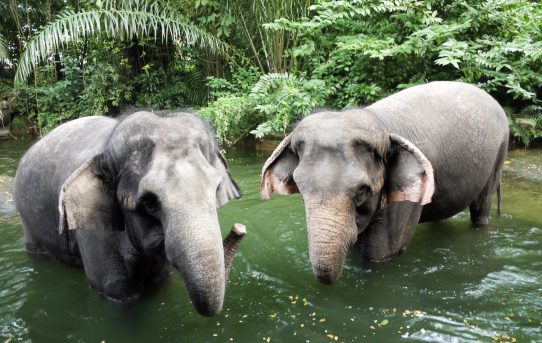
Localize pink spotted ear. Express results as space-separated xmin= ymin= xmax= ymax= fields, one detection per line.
xmin=260 ymin=133 xmax=299 ymax=200
xmin=384 ymin=134 xmax=435 ymax=206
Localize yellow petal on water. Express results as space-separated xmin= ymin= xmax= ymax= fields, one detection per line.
xmin=300 ymin=323 xmax=305 ymax=328
xmin=503 ymin=316 xmax=511 ymax=321
xmin=326 ymin=334 xmax=334 ymax=339
xmin=319 ymin=318 xmax=326 ymax=323
xmin=370 ymin=325 xmax=375 ymax=330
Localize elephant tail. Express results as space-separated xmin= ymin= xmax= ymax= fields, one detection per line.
xmin=497 ymin=183 xmax=501 ymax=215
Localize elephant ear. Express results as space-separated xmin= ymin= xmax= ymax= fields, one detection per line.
xmin=58 ymin=155 xmax=124 ymax=233
xmin=383 ymin=134 xmax=435 ymax=206
xmin=213 ymin=151 xmax=241 ymax=207
xmin=261 ymin=133 xmax=299 ymax=200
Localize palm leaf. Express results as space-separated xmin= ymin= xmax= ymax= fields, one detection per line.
xmin=0 ymin=32 xmax=8 ymax=62
xmin=15 ymin=0 xmax=228 ymax=85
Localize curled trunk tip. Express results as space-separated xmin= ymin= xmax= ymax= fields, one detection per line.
xmin=223 ymin=223 xmax=247 ymax=282
xmin=231 ymin=223 xmax=247 ymax=236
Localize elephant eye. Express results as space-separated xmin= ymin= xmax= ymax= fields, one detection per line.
xmin=353 ymin=186 xmax=370 ymax=207
xmin=138 ymin=192 xmax=161 ymax=216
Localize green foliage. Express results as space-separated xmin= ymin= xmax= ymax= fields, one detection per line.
xmin=199 ymin=94 xmax=254 ymax=145
xmin=249 ymin=73 xmax=331 ymax=138
xmin=134 ymin=60 xmax=208 ymax=108
xmin=200 ymin=70 xmax=331 ymax=143
xmin=271 ymin=0 xmax=542 ymax=109
xmin=2 ymin=0 xmax=541 ymax=147
xmin=31 ymin=44 xmax=134 ymax=132
xmin=207 ymin=66 xmax=261 ymax=99
xmin=15 ymin=0 xmax=228 ymax=85
xmin=260 ymin=0 xmax=542 ymax=146
xmin=506 ymin=105 xmax=542 ymax=147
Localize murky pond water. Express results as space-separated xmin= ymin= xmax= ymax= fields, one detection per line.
xmin=0 ymin=137 xmax=541 ymax=342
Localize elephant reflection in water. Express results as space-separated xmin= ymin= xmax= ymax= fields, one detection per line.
xmin=262 ymin=81 xmax=509 ymax=284
xmin=14 ymin=110 xmax=245 ymax=316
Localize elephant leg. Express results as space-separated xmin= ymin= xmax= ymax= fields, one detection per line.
xmin=469 ymin=140 xmax=508 ymax=226
xmin=21 ymin=218 xmax=48 ymax=256
xmin=469 ymin=183 xmax=494 ymax=226
xmin=76 ymin=231 xmax=143 ymax=302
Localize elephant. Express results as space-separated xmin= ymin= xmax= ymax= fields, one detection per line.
xmin=13 ymin=110 xmax=245 ymax=316
xmin=261 ymin=81 xmax=509 ymax=284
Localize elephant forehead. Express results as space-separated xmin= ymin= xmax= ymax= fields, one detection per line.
xmin=295 ymin=113 xmax=387 ymax=147
xmin=294 ymin=126 xmax=388 ymax=156
xmin=111 ymin=112 xmax=209 ymax=145
xmin=140 ymin=153 xmax=220 ymax=193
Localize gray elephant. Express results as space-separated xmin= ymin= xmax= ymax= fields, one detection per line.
xmin=13 ymin=110 xmax=244 ymax=316
xmin=261 ymin=81 xmax=509 ymax=284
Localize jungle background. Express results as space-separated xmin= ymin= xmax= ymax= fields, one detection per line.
xmin=0 ymin=0 xmax=541 ymax=146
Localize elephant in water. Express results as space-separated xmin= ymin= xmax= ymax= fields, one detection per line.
xmin=261 ymin=81 xmax=509 ymax=284
xmin=13 ymin=110 xmax=245 ymax=316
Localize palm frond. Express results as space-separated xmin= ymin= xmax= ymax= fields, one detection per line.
xmin=15 ymin=1 xmax=228 ymax=85
xmin=0 ymin=32 xmax=8 ymax=62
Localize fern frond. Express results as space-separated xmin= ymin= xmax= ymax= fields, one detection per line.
xmin=15 ymin=1 xmax=228 ymax=85
xmin=250 ymin=73 xmax=298 ymax=97
xmin=520 ymin=104 xmax=542 ymax=118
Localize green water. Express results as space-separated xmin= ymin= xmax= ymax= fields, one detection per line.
xmin=0 ymin=138 xmax=541 ymax=343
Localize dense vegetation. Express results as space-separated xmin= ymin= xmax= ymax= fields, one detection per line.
xmin=0 ymin=0 xmax=541 ymax=146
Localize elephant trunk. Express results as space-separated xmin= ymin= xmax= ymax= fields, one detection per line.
xmin=223 ymin=223 xmax=247 ymax=282
xmin=304 ymin=194 xmax=357 ymax=284
xmin=164 ymin=209 xmax=225 ymax=316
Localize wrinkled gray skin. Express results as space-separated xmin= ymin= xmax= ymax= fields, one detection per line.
xmin=262 ymin=82 xmax=509 ymax=284
xmin=13 ymin=111 xmax=241 ymax=316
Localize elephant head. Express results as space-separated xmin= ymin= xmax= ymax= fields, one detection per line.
xmin=261 ymin=111 xmax=434 ymax=284
xmin=58 ymin=111 xmax=241 ymax=315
